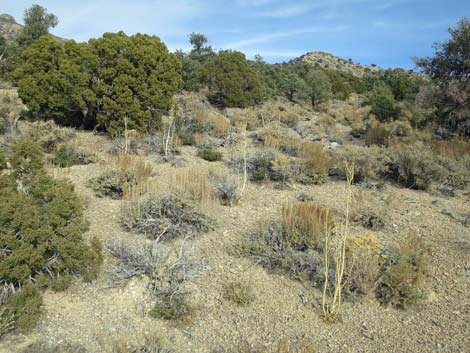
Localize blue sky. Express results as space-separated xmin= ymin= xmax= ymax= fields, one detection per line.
xmin=2 ymin=0 xmax=468 ymax=68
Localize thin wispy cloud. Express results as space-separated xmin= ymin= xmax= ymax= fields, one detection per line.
xmin=260 ymin=3 xmax=319 ymax=18
xmin=225 ymin=26 xmax=349 ymax=49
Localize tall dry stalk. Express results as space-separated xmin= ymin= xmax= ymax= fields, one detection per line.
xmin=239 ymin=122 xmax=248 ymax=201
xmin=322 ymin=161 xmax=354 ymax=322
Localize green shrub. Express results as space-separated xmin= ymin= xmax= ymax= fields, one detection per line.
xmin=87 ymin=171 xmax=137 ymax=199
xmin=0 ymin=150 xmax=102 ymax=334
xmin=177 ymin=130 xmax=196 ymax=146
xmin=376 ymin=234 xmax=429 ymax=309
xmin=224 ymin=281 xmax=255 ymax=306
xmin=150 ymin=293 xmax=194 ymax=322
xmin=198 ymin=147 xmax=222 ymax=161
xmin=367 ymin=83 xmax=401 ymax=122
xmin=0 ymin=149 xmax=6 ymax=170
xmin=2 ymin=284 xmax=42 ymax=333
xmin=53 ymin=145 xmax=94 ymax=168
xmin=204 ymin=51 xmax=264 ymax=108
xmin=242 ymin=151 xmax=293 ymax=183
xmin=9 ymin=138 xmax=44 ymax=176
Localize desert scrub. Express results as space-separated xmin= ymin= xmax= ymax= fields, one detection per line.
xmin=365 ymin=123 xmax=392 ymax=146
xmin=198 ymin=147 xmax=223 ymax=161
xmin=384 ymin=142 xmax=447 ymax=190
xmin=223 ymin=281 xmax=255 ymax=306
xmin=376 ymin=233 xmax=430 ymax=309
xmin=20 ymin=120 xmax=75 ymax=152
xmin=209 ymin=168 xmax=242 ymax=206
xmin=237 ymin=151 xmax=293 ymax=183
xmin=107 ymin=240 xmax=202 ymax=322
xmin=150 ymin=293 xmax=194 ymax=322
xmin=121 ymin=194 xmax=213 ymax=240
xmin=88 ymin=154 xmax=153 ymax=198
xmin=236 ymin=202 xmax=338 ymax=290
xmin=260 ymin=124 xmax=301 ymax=157
xmin=296 ymin=141 xmax=329 ymax=184
xmin=20 ymin=341 xmax=87 ymax=353
xmin=88 ymin=170 xmax=137 ymax=199
xmin=345 ymin=232 xmax=382 ymax=294
xmin=330 ymin=145 xmax=386 ymax=183
xmin=53 ymin=144 xmax=95 ymax=167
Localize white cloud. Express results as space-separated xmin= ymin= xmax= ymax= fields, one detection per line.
xmin=224 ymin=25 xmax=349 ymax=49
xmin=260 ymin=3 xmax=320 ymax=18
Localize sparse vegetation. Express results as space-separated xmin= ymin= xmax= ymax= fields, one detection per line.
xmin=376 ymin=233 xmax=430 ymax=309
xmin=121 ymin=194 xmax=212 ymax=240
xmin=1 ymin=6 xmax=468 ymax=352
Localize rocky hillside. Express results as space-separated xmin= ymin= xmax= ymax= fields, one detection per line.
xmin=297 ymin=51 xmax=380 ymax=76
xmin=0 ymin=14 xmax=23 ymax=43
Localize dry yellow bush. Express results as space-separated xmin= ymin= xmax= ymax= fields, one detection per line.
xmin=346 ymin=231 xmax=382 ymax=293
xmin=298 ymin=141 xmax=330 ymax=178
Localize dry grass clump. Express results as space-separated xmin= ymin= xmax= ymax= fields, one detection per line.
xmin=0 ymin=90 xmax=24 ymax=136
xmin=351 ymin=190 xmax=386 ymax=230
xmin=195 ymin=108 xmax=231 ymax=138
xmin=376 ymin=233 xmax=430 ymax=309
xmin=96 ymin=330 xmax=172 ymax=353
xmin=281 ymin=202 xmax=335 ymax=250
xmin=88 ymin=155 xmax=153 ymax=199
xmin=430 ymin=137 xmax=470 ymax=159
xmin=365 ymin=123 xmax=392 ymax=146
xmin=260 ymin=124 xmax=302 ymax=157
xmin=346 ymin=232 xmax=382 ymax=294
xmin=19 ymin=120 xmax=75 ymax=153
xmin=107 ymin=240 xmax=201 ymax=322
xmin=223 ymin=280 xmax=255 ymax=306
xmin=296 ymin=141 xmax=329 ymax=184
xmin=121 ymin=194 xmax=213 ymax=240
xmin=170 ymin=167 xmax=214 ymax=206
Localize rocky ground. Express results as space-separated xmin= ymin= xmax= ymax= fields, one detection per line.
xmin=0 ymin=95 xmax=469 ymax=353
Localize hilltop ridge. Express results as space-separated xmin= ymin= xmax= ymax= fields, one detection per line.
xmin=297 ymin=51 xmax=381 ymax=76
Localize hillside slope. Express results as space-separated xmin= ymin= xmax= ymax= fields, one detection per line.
xmin=297 ymin=51 xmax=380 ymax=76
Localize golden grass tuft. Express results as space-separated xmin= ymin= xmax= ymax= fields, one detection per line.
xmin=281 ymin=202 xmax=335 ymax=249
xmin=195 ymin=107 xmax=231 ymax=138
xmin=170 ymin=166 xmax=215 ymax=207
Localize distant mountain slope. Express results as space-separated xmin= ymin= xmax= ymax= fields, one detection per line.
xmin=296 ymin=51 xmax=380 ymax=76
xmin=0 ymin=14 xmax=24 ymax=43
xmin=0 ymin=13 xmax=64 ymax=43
